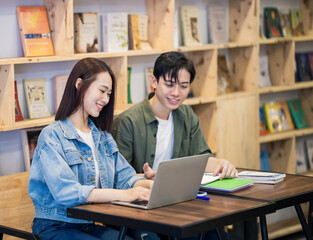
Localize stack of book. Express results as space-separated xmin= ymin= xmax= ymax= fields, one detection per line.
xmin=238 ymin=171 xmax=286 ymax=184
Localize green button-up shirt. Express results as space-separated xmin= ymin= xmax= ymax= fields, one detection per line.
xmin=112 ymin=93 xmax=213 ymax=173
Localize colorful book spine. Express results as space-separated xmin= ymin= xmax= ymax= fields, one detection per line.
xmin=288 ymin=99 xmax=308 ymax=129
xmin=263 ymin=101 xmax=283 ymax=133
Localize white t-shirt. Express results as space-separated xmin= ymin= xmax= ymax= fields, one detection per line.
xmin=152 ymin=112 xmax=174 ymax=171
xmin=76 ymin=128 xmax=101 ymax=188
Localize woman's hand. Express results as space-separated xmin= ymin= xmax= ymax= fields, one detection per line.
xmin=122 ymin=186 xmax=151 ymax=202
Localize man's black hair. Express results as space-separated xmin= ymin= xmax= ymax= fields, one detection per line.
xmin=153 ymin=51 xmax=196 ymax=83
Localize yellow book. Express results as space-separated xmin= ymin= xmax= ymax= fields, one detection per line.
xmin=23 ymin=78 xmax=50 ymax=119
xmin=128 ymin=14 xmax=141 ymax=50
xmin=263 ymin=101 xmax=283 ymax=133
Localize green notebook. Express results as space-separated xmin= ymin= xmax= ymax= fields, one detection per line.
xmin=200 ymin=178 xmax=254 ymax=192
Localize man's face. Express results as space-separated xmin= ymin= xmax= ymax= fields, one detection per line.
xmin=151 ymin=68 xmax=191 ymax=113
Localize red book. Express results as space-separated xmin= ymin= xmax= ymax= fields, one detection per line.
xmin=14 ymin=81 xmax=24 ymax=121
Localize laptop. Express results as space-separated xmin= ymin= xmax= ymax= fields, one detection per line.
xmin=111 ymin=153 xmax=209 ymax=209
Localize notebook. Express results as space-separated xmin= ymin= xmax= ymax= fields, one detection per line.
xmin=200 ymin=178 xmax=254 ymax=192
xmin=111 ymin=154 xmax=209 ymax=209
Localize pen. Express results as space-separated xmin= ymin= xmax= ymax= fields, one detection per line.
xmin=196 ymin=196 xmax=210 ymax=200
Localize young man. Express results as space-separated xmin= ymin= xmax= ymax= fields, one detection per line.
xmin=113 ymin=51 xmax=237 ymax=180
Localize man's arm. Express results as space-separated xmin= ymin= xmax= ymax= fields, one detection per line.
xmin=188 ymin=107 xmax=237 ymax=179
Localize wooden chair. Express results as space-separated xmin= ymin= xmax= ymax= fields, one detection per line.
xmin=0 ymin=171 xmax=40 ymax=240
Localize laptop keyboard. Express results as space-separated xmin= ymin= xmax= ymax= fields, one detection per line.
xmin=131 ymin=200 xmax=148 ymax=206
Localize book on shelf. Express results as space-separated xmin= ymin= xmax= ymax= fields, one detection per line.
xmin=21 ymin=127 xmax=43 ymax=171
xmin=180 ymin=5 xmax=203 ymax=47
xmin=288 ymin=99 xmax=309 ymax=129
xmin=127 ymin=65 xmax=132 ymax=104
xmin=14 ymin=81 xmax=24 ymax=121
xmin=54 ymin=75 xmax=68 ymax=113
xmin=290 ymin=9 xmax=304 ymax=36
xmin=259 ymin=13 xmax=266 ymax=39
xmin=306 ymin=52 xmax=313 ymax=80
xmin=74 ymin=12 xmax=99 ymax=53
xmin=259 ymin=50 xmax=272 ymax=88
xmin=145 ymin=67 xmax=154 ymax=95
xmin=137 ymin=15 xmax=152 ymax=50
xmin=128 ymin=14 xmax=152 ymax=50
xmin=263 ymin=101 xmax=283 ymax=133
xmin=264 ymin=7 xmax=283 ymax=38
xmin=260 ymin=148 xmax=271 ymax=171
xmin=295 ymin=53 xmax=311 ymax=82
xmin=296 ymin=140 xmax=308 ymax=174
xmin=23 ymin=78 xmax=50 ymax=119
xmin=217 ymin=55 xmax=234 ymax=94
xmin=278 ymin=9 xmax=293 ymax=37
xmin=276 ymin=100 xmax=295 ymax=131
xmin=306 ymin=138 xmax=313 ymax=170
xmin=16 ymin=6 xmax=54 ymax=57
xmin=200 ymin=178 xmax=254 ymax=192
xmin=259 ymin=107 xmax=270 ymax=136
xmin=102 ymin=12 xmax=128 ymax=52
xmin=128 ymin=14 xmax=141 ymax=50
xmin=238 ymin=171 xmax=286 ymax=184
xmin=207 ymin=0 xmax=229 ymax=43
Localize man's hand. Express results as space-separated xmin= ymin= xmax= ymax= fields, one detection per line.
xmin=143 ymin=163 xmax=156 ymax=180
xmin=207 ymin=157 xmax=238 ymax=179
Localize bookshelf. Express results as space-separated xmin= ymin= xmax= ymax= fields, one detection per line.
xmin=258 ymin=0 xmax=313 ymax=175
xmin=0 ymin=0 xmax=312 ymax=236
xmin=1 ymin=0 xmax=312 ymax=169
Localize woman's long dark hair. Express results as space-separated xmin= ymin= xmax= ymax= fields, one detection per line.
xmin=55 ymin=58 xmax=115 ymax=132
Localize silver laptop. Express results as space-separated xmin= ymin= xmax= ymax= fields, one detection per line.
xmin=111 ymin=154 xmax=209 ymax=209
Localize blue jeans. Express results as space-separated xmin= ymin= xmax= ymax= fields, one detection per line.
xmin=32 ymin=218 xmax=134 ymax=240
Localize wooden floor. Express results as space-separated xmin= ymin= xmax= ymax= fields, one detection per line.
xmin=273 ymin=231 xmax=305 ymax=240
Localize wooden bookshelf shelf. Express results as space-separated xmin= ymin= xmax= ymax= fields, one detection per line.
xmin=178 ymin=44 xmax=217 ymax=52
xmin=216 ymin=42 xmax=257 ymax=49
xmin=217 ymin=91 xmax=256 ymax=101
xmin=259 ymin=81 xmax=313 ymax=94
xmin=259 ymin=35 xmax=313 ymax=45
xmin=0 ymin=116 xmax=55 ymax=132
xmin=259 ymin=128 xmax=313 ymax=144
xmin=184 ymin=97 xmax=216 ymax=106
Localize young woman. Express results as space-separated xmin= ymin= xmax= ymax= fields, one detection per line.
xmin=28 ymin=58 xmax=152 ymax=240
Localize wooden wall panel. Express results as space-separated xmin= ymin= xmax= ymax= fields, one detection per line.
xmin=0 ymin=65 xmax=14 ymax=127
xmin=103 ymin=57 xmax=128 ymax=112
xmin=216 ymin=94 xmax=259 ymax=169
xmin=266 ymin=42 xmax=295 ymax=86
xmin=192 ymin=103 xmax=217 ymax=154
xmin=44 ymin=0 xmax=74 ymax=56
xmin=189 ymin=50 xmax=217 ymax=99
xmin=146 ymin=0 xmax=174 ymax=49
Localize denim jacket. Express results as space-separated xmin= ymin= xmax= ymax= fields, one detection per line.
xmin=29 ymin=117 xmax=144 ymax=223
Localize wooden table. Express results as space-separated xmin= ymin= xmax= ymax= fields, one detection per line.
xmin=67 ymin=194 xmax=274 ymax=240
xmin=209 ymin=173 xmax=313 ymax=240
